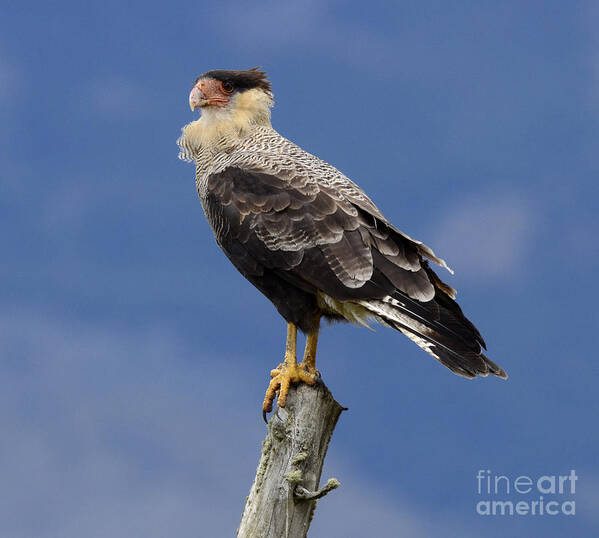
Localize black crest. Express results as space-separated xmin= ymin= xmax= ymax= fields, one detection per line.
xmin=195 ymin=67 xmax=272 ymax=93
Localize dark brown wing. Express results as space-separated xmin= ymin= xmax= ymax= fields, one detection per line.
xmin=203 ymin=166 xmax=435 ymax=302
xmin=202 ymin=165 xmax=505 ymax=379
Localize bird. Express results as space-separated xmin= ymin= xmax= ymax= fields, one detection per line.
xmin=177 ymin=67 xmax=507 ymax=418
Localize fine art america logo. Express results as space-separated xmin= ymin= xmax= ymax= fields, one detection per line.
xmin=476 ymin=470 xmax=577 ymax=516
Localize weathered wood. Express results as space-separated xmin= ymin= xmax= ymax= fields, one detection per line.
xmin=237 ymin=381 xmax=344 ymax=538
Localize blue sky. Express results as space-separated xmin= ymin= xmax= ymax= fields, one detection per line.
xmin=1 ymin=1 xmax=598 ymax=536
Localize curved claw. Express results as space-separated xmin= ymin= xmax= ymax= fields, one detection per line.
xmin=262 ymin=360 xmax=317 ymax=417
xmin=262 ymin=410 xmax=268 ymax=423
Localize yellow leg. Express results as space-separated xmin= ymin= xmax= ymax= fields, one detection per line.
xmin=299 ymin=315 xmax=320 ymax=375
xmin=262 ymin=322 xmax=317 ymax=417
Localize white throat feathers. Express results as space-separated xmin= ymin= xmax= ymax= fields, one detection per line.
xmin=178 ymin=88 xmax=273 ymax=159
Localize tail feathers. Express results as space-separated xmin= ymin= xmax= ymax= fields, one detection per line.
xmin=359 ymin=298 xmax=507 ymax=380
xmin=480 ymin=354 xmax=508 ymax=379
xmin=388 ymin=290 xmax=485 ymax=352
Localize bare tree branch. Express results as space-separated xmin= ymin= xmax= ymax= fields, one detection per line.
xmin=237 ymin=381 xmax=345 ymax=538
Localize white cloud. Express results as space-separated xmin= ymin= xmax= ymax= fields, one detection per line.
xmin=221 ymin=0 xmax=329 ymax=47
xmin=217 ymin=0 xmax=400 ymax=75
xmin=311 ymin=461 xmax=478 ymax=537
xmin=86 ymin=76 xmax=149 ymax=118
xmin=0 ymin=311 xmax=258 ymax=537
xmin=432 ymin=192 xmax=537 ymax=280
xmin=40 ymin=183 xmax=93 ymax=233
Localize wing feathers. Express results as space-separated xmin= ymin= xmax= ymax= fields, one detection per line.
xmin=323 ymin=231 xmax=373 ymax=287
xmin=202 ymin=164 xmax=504 ymax=379
xmin=205 ymin=166 xmax=449 ymax=301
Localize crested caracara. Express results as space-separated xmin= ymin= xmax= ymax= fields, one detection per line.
xmin=177 ymin=68 xmax=507 ymax=418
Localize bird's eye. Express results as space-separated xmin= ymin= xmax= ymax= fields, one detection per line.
xmin=221 ymin=81 xmax=234 ymax=94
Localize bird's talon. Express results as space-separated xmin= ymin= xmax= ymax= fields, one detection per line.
xmin=262 ymin=359 xmax=317 ymax=414
xmin=270 ymin=362 xmax=286 ymax=378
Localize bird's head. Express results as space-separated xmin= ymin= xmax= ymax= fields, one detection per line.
xmin=188 ymin=67 xmax=273 ymax=128
xmin=179 ymin=68 xmax=273 ymax=158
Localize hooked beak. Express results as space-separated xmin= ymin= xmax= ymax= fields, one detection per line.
xmin=189 ymin=79 xmax=231 ymax=111
xmin=189 ymin=86 xmax=207 ymax=111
